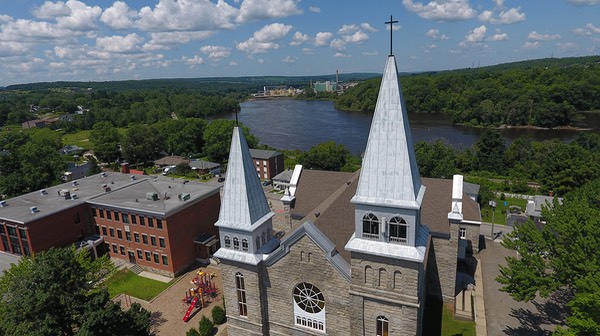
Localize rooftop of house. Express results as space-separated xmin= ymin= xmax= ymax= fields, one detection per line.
xmin=0 ymin=172 xmax=220 ymax=224
xmin=249 ymin=149 xmax=281 ymax=160
xmin=189 ymin=160 xmax=220 ymax=170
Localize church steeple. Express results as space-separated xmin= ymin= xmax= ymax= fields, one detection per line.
xmin=351 ymin=55 xmax=425 ymax=210
xmin=215 ymin=126 xmax=274 ymax=257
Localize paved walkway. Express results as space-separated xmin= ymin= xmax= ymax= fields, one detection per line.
xmin=479 ymin=239 xmax=561 ymax=335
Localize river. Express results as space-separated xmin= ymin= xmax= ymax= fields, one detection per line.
xmin=227 ymin=100 xmax=600 ymax=155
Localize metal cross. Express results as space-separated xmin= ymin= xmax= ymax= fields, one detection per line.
xmin=385 ymin=15 xmax=398 ymax=56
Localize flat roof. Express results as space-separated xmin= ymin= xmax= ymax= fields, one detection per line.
xmin=249 ymin=149 xmax=281 ymax=159
xmin=0 ymin=173 xmax=220 ymax=224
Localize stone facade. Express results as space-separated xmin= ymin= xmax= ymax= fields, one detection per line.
xmin=426 ymin=231 xmax=459 ymax=306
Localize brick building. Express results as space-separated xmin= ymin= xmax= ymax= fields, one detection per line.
xmin=214 ymin=53 xmax=481 ymax=335
xmin=0 ymin=173 xmax=220 ymax=277
xmin=249 ymin=149 xmax=284 ymax=181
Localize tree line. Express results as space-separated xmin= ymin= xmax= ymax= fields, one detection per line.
xmin=335 ymin=56 xmax=600 ymax=128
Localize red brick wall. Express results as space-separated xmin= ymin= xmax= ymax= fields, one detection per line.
xmin=27 ymin=204 xmax=93 ymax=253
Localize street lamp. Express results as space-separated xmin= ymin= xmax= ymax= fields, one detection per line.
xmin=489 ymin=200 xmax=497 ymax=239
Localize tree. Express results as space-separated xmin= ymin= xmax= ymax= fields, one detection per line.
xmin=90 ymin=121 xmax=121 ymax=163
xmin=497 ymin=179 xmax=600 ymax=334
xmin=211 ymin=305 xmax=226 ymax=324
xmin=473 ymin=130 xmax=505 ymax=173
xmin=300 ymin=141 xmax=350 ymax=171
xmin=198 ymin=316 xmax=213 ymax=336
xmin=415 ymin=139 xmax=457 ymax=178
xmin=0 ymin=247 xmax=151 ymax=336
xmin=121 ymin=124 xmax=163 ymax=164
xmin=202 ymin=119 xmax=258 ymax=163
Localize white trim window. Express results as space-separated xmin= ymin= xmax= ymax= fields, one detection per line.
xmin=376 ymin=316 xmax=389 ymax=336
xmin=236 ymin=272 xmax=247 ymax=316
xmin=389 ymin=216 xmax=408 ymax=244
xmin=459 ymin=228 xmax=467 ymax=239
xmin=362 ymin=213 xmax=379 ymax=239
xmin=293 ymin=283 xmax=325 ymax=332
xmin=224 ymin=236 xmax=231 ymax=248
xmin=242 ymin=238 xmax=249 ymax=252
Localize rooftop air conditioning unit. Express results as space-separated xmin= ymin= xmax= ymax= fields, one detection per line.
xmin=71 ymin=194 xmax=78 ymax=200
xmin=130 ymin=175 xmax=136 ymax=181
xmin=71 ymin=181 xmax=78 ymax=186
xmin=30 ymin=206 xmax=39 ymax=214
xmin=0 ymin=200 xmax=7 ymax=207
xmin=63 ymin=191 xmax=71 ymax=200
xmin=101 ymin=172 xmax=107 ymax=177
xmin=178 ymin=193 xmax=191 ymax=201
xmin=146 ymin=192 xmax=159 ymax=201
xmin=40 ymin=189 xmax=47 ymax=195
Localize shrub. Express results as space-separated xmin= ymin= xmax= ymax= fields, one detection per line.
xmin=212 ymin=305 xmax=226 ymax=324
xmin=198 ymin=316 xmax=213 ymax=336
xmin=186 ymin=328 xmax=200 ymax=336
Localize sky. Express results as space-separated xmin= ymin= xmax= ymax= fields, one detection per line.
xmin=0 ymin=0 xmax=599 ymax=86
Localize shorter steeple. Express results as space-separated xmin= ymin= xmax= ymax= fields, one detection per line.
xmin=214 ymin=127 xmax=274 ymax=261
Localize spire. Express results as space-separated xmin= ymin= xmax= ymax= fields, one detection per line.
xmin=216 ymin=127 xmax=273 ymax=230
xmin=351 ymin=55 xmax=424 ymax=209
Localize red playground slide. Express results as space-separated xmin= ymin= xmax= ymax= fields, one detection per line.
xmin=182 ymin=296 xmax=199 ymax=322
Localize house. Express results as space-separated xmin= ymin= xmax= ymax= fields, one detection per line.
xmin=249 ymin=149 xmax=284 ymax=181
xmin=60 ymin=145 xmax=83 ymax=155
xmin=154 ymin=155 xmax=189 ymax=167
xmin=526 ymin=195 xmax=563 ymax=228
xmin=0 ymin=172 xmax=221 ymax=277
xmin=63 ymin=161 xmax=92 ymax=181
xmin=189 ymin=159 xmax=221 ymax=175
xmin=214 ymin=52 xmax=481 ymax=335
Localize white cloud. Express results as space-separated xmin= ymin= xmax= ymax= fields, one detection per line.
xmin=237 ymin=23 xmax=292 ymax=54
xmin=334 ymin=52 xmax=350 ymax=58
xmin=302 ymin=47 xmax=313 ymax=55
xmin=290 ymin=31 xmax=309 ymax=46
xmin=236 ymin=0 xmax=302 ymax=23
xmin=523 ymin=41 xmax=539 ymax=49
xmin=0 ymin=14 xmax=12 ymax=23
xmin=528 ymin=31 xmax=561 ymax=41
xmin=557 ymin=42 xmax=578 ymax=50
xmin=0 ymin=19 xmax=78 ymax=43
xmin=230 ymin=61 xmax=238 ymax=66
xmin=362 ymin=50 xmax=378 ymax=56
xmin=182 ymin=55 xmax=204 ymax=66
xmin=566 ymin=0 xmax=600 ymax=5
xmin=0 ymin=41 xmax=30 ymax=57
xmin=308 ymin=6 xmax=321 ymax=13
xmin=426 ymin=28 xmax=449 ymax=40
xmin=200 ymin=45 xmax=231 ymax=61
xmin=96 ymin=33 xmax=144 ymax=53
xmin=573 ymin=23 xmax=600 ymax=35
xmin=101 ymin=1 xmax=138 ymax=29
xmin=480 ymin=7 xmax=526 ymax=24
xmin=143 ymin=31 xmax=214 ymax=51
xmin=330 ymin=38 xmax=346 ymax=50
xmin=343 ymin=30 xmax=369 ymax=44
xmin=137 ymin=0 xmax=237 ymax=31
xmin=32 ymin=1 xmax=71 ymax=19
xmin=338 ymin=24 xmax=358 ymax=35
xmin=361 ymin=23 xmax=377 ymax=33
xmin=490 ymin=32 xmax=508 ymax=41
xmin=314 ymin=32 xmax=333 ymax=46
xmin=459 ymin=25 xmax=487 ymax=47
xmin=282 ymin=55 xmax=297 ymax=63
xmin=37 ymin=0 xmax=103 ymax=31
xmin=402 ymin=0 xmax=476 ymax=21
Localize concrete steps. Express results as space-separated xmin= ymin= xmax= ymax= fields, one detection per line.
xmin=129 ymin=264 xmax=143 ymax=274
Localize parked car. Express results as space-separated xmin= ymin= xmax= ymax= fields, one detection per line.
xmin=218 ymin=177 xmax=225 ymax=182
xmin=262 ymin=180 xmax=272 ymax=186
xmin=162 ymin=165 xmax=176 ymax=176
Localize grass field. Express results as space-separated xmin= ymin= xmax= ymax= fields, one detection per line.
xmin=104 ymin=269 xmax=171 ymax=301
xmin=441 ymin=306 xmax=476 ymax=336
xmin=62 ymin=130 xmax=91 ymax=149
xmin=481 ymin=197 xmax=528 ymax=225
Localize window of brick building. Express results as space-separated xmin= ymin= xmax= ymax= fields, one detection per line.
xmin=137 ymin=249 xmax=143 ymax=259
xmin=134 ymin=232 xmax=140 ymax=243
xmin=139 ymin=216 xmax=146 ymax=226
xmin=117 ymin=229 xmax=122 ymax=239
xmin=125 ymin=231 xmax=131 ymax=241
xmin=109 ymin=228 xmax=115 ymax=237
xmin=112 ymin=244 xmax=117 ymax=254
xmin=142 ymin=234 xmax=148 ymax=245
xmin=156 ymin=219 xmax=163 ymax=230
xmin=119 ymin=246 xmax=125 ymax=255
xmin=162 ymin=255 xmax=168 ymax=265
xmin=114 ymin=211 xmax=119 ymax=221
xmin=150 ymin=236 xmax=156 ymax=246
xmin=153 ymin=253 xmax=159 ymax=263
xmin=122 ymin=214 xmax=129 ymax=224
xmin=145 ymin=251 xmax=151 ymax=261
xmin=236 ymin=273 xmax=247 ymax=316
xmin=99 ymin=209 xmax=104 ymax=218
xmin=148 ymin=218 xmax=154 ymax=228
xmin=106 ymin=211 xmax=112 ymax=220
xmin=159 ymin=237 xmax=165 ymax=248
xmin=131 ymin=215 xmax=137 ymax=225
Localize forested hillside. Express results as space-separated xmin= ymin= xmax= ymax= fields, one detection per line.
xmin=335 ymin=56 xmax=600 ymax=128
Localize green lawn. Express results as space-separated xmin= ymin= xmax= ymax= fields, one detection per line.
xmin=62 ymin=130 xmax=91 ymax=149
xmin=441 ymin=305 xmax=476 ymax=336
xmin=103 ymin=269 xmax=171 ymax=301
xmin=481 ymin=197 xmax=528 ymax=225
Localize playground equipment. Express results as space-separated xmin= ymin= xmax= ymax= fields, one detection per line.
xmin=182 ymin=270 xmax=218 ymax=322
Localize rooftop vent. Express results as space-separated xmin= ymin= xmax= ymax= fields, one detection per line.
xmin=71 ymin=194 xmax=78 ymax=200
xmin=0 ymin=200 xmax=7 ymax=207
xmin=71 ymin=181 xmax=78 ymax=186
xmin=178 ymin=193 xmax=191 ymax=201
xmin=101 ymin=172 xmax=106 ymax=177
xmin=101 ymin=184 xmax=111 ymax=192
xmin=146 ymin=192 xmax=159 ymax=201
xmin=40 ymin=189 xmax=47 ymax=195
xmin=130 ymin=175 xmax=136 ymax=181
xmin=30 ymin=206 xmax=39 ymax=214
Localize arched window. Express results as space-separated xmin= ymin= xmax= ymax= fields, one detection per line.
xmin=233 ymin=237 xmax=240 ymax=250
xmin=267 ymin=228 xmax=271 ymax=240
xmin=261 ymin=232 xmax=266 ymax=245
xmin=242 ymin=239 xmax=249 ymax=252
xmin=362 ymin=213 xmax=379 ymax=239
xmin=293 ymin=283 xmax=326 ymax=332
xmin=376 ymin=316 xmax=389 ymax=336
xmin=393 ymin=271 xmax=402 ymax=291
xmin=256 ymin=236 xmax=261 ymax=249
xmin=235 ymin=273 xmax=247 ymax=316
xmin=389 ymin=216 xmax=408 ymax=244
xmin=365 ymin=265 xmax=373 ymax=285
xmin=379 ymin=268 xmax=387 ymax=288
xmin=224 ymin=236 xmax=231 ymax=248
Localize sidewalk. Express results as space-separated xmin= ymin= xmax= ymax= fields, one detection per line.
xmin=474 ymin=255 xmax=487 ymax=336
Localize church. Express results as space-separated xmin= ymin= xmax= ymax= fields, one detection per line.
xmin=213 ymin=42 xmax=481 ymax=335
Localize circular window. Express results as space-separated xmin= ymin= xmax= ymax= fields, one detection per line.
xmin=293 ymin=283 xmax=325 ymax=313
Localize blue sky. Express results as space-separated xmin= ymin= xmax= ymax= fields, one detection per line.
xmin=0 ymin=0 xmax=599 ymax=86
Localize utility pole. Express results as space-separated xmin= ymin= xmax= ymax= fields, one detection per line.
xmin=489 ymin=200 xmax=497 ymax=239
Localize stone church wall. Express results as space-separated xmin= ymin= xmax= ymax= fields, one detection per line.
xmin=427 ymin=224 xmax=459 ymax=307
xmin=265 ymin=235 xmax=352 ymax=336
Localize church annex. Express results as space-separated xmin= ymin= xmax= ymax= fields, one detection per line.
xmin=214 ymin=49 xmax=481 ymax=335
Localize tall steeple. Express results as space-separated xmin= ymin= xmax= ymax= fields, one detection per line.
xmin=215 ymin=126 xmax=274 ymax=258
xmin=351 ymin=55 xmax=425 ymax=210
